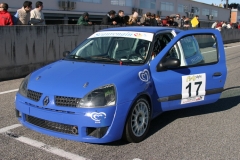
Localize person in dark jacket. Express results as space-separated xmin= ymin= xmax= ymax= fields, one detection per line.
xmin=77 ymin=12 xmax=92 ymax=25
xmin=150 ymin=14 xmax=157 ymax=26
xmin=115 ymin=10 xmax=125 ymax=26
xmin=101 ymin=10 xmax=117 ymax=25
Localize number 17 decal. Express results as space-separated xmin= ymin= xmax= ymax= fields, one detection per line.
xmin=181 ymin=73 xmax=206 ymax=104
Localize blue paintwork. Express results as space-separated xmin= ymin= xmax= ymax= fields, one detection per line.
xmin=15 ymin=27 xmax=227 ymax=143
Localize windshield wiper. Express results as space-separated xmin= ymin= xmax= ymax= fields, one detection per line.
xmin=66 ymin=55 xmax=95 ymax=62
xmin=91 ymin=56 xmax=122 ymax=63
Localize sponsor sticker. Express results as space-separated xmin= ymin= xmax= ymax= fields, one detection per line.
xmin=138 ymin=69 xmax=150 ymax=82
xmin=86 ymin=112 xmax=107 ymax=123
xmin=88 ymin=31 xmax=154 ymax=41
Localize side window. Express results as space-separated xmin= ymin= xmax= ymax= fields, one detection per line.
xmin=192 ymin=34 xmax=218 ymax=64
xmin=166 ymin=34 xmax=218 ymax=67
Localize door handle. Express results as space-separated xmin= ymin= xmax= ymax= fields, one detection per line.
xmin=213 ymin=72 xmax=222 ymax=77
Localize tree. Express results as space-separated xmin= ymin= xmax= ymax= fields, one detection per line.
xmin=224 ymin=3 xmax=240 ymax=9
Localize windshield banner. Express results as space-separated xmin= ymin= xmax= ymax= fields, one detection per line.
xmin=88 ymin=31 xmax=154 ymax=41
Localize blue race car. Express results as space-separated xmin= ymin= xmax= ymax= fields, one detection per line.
xmin=15 ymin=27 xmax=227 ymax=143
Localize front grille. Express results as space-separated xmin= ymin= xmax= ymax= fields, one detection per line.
xmin=55 ymin=96 xmax=81 ymax=107
xmin=27 ymin=90 xmax=42 ymax=101
xmin=26 ymin=115 xmax=78 ymax=135
xmin=25 ymin=102 xmax=75 ymax=114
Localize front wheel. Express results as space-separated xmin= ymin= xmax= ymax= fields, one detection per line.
xmin=123 ymin=97 xmax=151 ymax=143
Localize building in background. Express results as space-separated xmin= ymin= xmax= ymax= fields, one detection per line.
xmin=6 ymin=0 xmax=231 ymax=26
xmin=231 ymin=8 xmax=240 ymax=23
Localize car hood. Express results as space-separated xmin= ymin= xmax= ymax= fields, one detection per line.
xmin=28 ymin=60 xmax=141 ymax=97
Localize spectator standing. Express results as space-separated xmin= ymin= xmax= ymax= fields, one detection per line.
xmin=30 ymin=1 xmax=45 ymax=25
xmin=222 ymin=21 xmax=227 ymax=29
xmin=127 ymin=11 xmax=140 ymax=26
xmin=155 ymin=15 xmax=161 ymax=26
xmin=211 ymin=20 xmax=218 ymax=28
xmin=180 ymin=15 xmax=185 ymax=27
xmin=0 ymin=2 xmax=13 ymax=25
xmin=101 ymin=10 xmax=117 ymax=25
xmin=162 ymin=16 xmax=170 ymax=26
xmin=174 ymin=14 xmax=181 ymax=27
xmin=115 ymin=10 xmax=125 ymax=26
xmin=77 ymin=12 xmax=92 ymax=25
xmin=226 ymin=22 xmax=232 ymax=29
xmin=14 ymin=1 xmax=32 ymax=25
xmin=183 ymin=16 xmax=190 ymax=27
xmin=191 ymin=15 xmax=200 ymax=28
xmin=140 ymin=12 xmax=151 ymax=26
xmin=150 ymin=14 xmax=157 ymax=26
xmin=232 ymin=22 xmax=239 ymax=29
xmin=168 ymin=17 xmax=175 ymax=26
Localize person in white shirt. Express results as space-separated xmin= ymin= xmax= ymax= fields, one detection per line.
xmin=226 ymin=22 xmax=232 ymax=29
xmin=30 ymin=1 xmax=45 ymax=25
xmin=211 ymin=21 xmax=218 ymax=28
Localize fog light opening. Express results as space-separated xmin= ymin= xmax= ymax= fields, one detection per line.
xmin=86 ymin=127 xmax=109 ymax=138
xmin=15 ymin=109 xmax=22 ymax=118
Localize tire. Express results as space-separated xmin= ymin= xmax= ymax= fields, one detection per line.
xmin=123 ymin=97 xmax=151 ymax=143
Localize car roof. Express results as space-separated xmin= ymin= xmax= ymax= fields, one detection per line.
xmin=100 ymin=26 xmax=183 ymax=34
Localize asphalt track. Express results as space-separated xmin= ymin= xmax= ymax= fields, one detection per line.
xmin=1 ymin=42 xmax=240 ymax=160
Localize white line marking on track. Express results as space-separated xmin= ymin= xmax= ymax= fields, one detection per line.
xmin=0 ymin=124 xmax=22 ymax=133
xmin=202 ymin=44 xmax=240 ymax=54
xmin=0 ymin=89 xmax=18 ymax=95
xmin=0 ymin=124 xmax=88 ymax=160
xmin=16 ymin=137 xmax=88 ymax=160
xmin=224 ymin=44 xmax=240 ymax=49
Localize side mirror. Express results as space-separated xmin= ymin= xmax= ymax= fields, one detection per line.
xmin=63 ymin=51 xmax=70 ymax=57
xmin=156 ymin=58 xmax=180 ymax=72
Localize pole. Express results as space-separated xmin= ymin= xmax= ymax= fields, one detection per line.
xmin=226 ymin=0 xmax=228 ymax=9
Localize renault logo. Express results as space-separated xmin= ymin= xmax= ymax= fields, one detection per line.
xmin=43 ymin=96 xmax=49 ymax=106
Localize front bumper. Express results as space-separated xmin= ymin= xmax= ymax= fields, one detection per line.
xmin=15 ymin=93 xmax=131 ymax=143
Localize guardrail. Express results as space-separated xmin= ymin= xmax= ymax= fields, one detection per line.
xmin=0 ymin=25 xmax=240 ymax=81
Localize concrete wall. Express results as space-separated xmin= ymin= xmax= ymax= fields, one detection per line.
xmin=0 ymin=25 xmax=240 ymax=81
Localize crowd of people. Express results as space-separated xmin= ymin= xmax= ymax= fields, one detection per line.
xmin=0 ymin=1 xmax=45 ymax=26
xmin=78 ymin=9 xmax=240 ymax=30
xmin=77 ymin=9 xmax=202 ymax=28
xmin=0 ymin=2 xmax=240 ymax=30
xmin=211 ymin=20 xmax=240 ymax=30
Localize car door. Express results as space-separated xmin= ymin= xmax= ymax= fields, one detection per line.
xmin=149 ymin=29 xmax=227 ymax=111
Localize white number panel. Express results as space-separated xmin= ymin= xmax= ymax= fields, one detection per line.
xmin=181 ymin=73 xmax=206 ymax=104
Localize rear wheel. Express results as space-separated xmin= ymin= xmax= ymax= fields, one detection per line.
xmin=123 ymin=97 xmax=151 ymax=143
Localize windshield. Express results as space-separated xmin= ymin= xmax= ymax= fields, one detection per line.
xmin=66 ymin=31 xmax=153 ymax=65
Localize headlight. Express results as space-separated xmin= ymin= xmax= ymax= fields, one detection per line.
xmin=77 ymin=84 xmax=116 ymax=108
xmin=18 ymin=74 xmax=31 ymax=97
